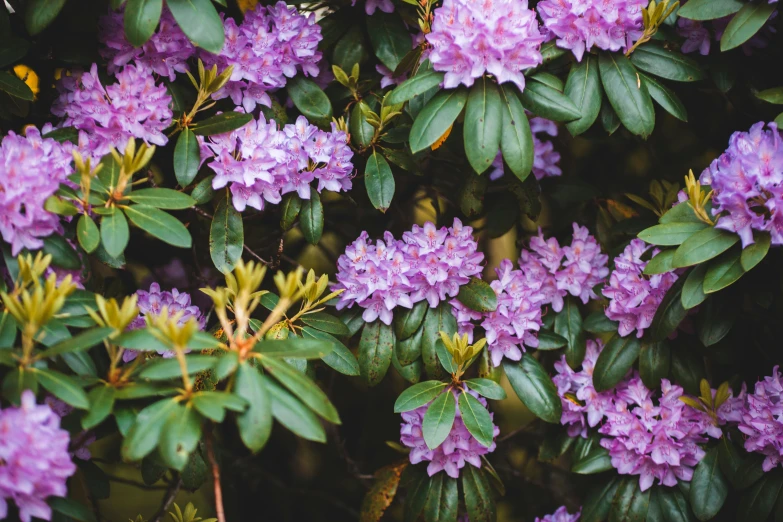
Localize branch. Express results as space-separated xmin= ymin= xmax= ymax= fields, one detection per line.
xmin=149 ymin=475 xmax=182 ymax=522
xmin=205 ymin=430 xmax=226 ymax=522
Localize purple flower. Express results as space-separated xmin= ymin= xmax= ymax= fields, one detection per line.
xmin=602 ymin=239 xmax=679 ymax=338
xmin=0 ymin=127 xmax=74 ymax=255
xmin=700 ymin=122 xmax=783 ymax=248
xmin=535 ymin=506 xmax=582 ymax=522
xmin=677 ymin=18 xmax=712 ymax=55
xmin=731 ymin=366 xmax=783 ymax=471
xmin=352 ymin=0 xmax=395 ymax=15
xmin=99 ymin=8 xmax=196 ymax=81
xmin=201 ymin=114 xmax=353 ymax=212
xmin=400 ymin=388 xmax=499 ymax=478
xmin=376 ymin=64 xmax=407 ymax=89
xmin=537 ymin=0 xmax=647 ymax=61
xmin=123 ymin=283 xmax=205 ymax=362
xmin=490 ymin=116 xmax=562 ymax=181
xmin=52 ymin=63 xmax=173 ymax=158
xmin=333 ymin=219 xmax=484 ymax=325
xmin=0 ymin=391 xmax=77 ymax=522
xmin=677 ymin=1 xmax=777 ymax=57
xmin=425 ymin=0 xmax=545 ymax=91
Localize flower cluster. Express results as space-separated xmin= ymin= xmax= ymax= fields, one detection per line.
xmin=700 ymin=122 xmax=783 ymax=248
xmin=602 ymin=239 xmax=679 ymax=338
xmin=400 ymin=389 xmax=499 ymax=478
xmin=0 ymin=391 xmax=76 ymax=522
xmin=535 ymin=506 xmax=582 ymax=522
xmin=0 ymin=127 xmax=73 ymax=255
xmin=333 ymin=219 xmax=484 ymax=325
xmin=201 ymin=115 xmax=353 ymax=212
xmin=52 ymin=64 xmax=173 ymax=158
xmin=123 ymin=283 xmax=205 ymax=362
xmin=201 ymin=2 xmax=322 ymax=112
xmin=99 ymin=8 xmax=196 ymax=81
xmin=425 ymin=0 xmax=545 ymax=91
xmin=452 ymin=259 xmax=546 ymax=367
xmin=537 ymin=0 xmax=647 ymax=61
xmin=518 ymin=224 xmax=609 ymax=313
xmin=489 ymin=117 xmax=562 ymax=181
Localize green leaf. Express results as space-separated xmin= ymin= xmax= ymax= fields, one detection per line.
xmin=463 ymin=378 xmax=506 ymax=400
xmin=388 ymin=71 xmax=445 ymax=106
xmin=650 ymin=277 xmax=688 ymax=341
xmin=77 ymin=215 xmax=100 ymax=253
xmin=720 ymin=2 xmax=777 ymax=52
xmin=536 ymin=330 xmax=568 ymax=350
xmin=660 ymin=202 xmax=703 ymax=224
xmin=38 ymin=327 xmax=113 ymax=358
xmin=82 ymin=386 xmax=116 ymax=430
xmin=123 ymin=0 xmax=162 ymax=47
xmin=101 ymin=208 xmax=130 ymax=257
xmin=735 ymin=454 xmax=766 ymax=490
xmin=423 ymin=473 xmax=459 ymax=522
xmin=358 ymin=320 xmax=395 ymax=386
xmin=300 ymin=312 xmax=350 ymax=336
xmin=34 ymin=368 xmax=89 ymax=409
xmin=682 ymin=264 xmax=708 ymax=310
xmin=599 ymin=52 xmax=655 ymax=138
xmin=458 ymin=390 xmax=495 ymax=448
xmin=300 ymin=190 xmax=324 ymax=245
xmin=127 ymin=188 xmax=195 ymax=209
xmin=503 ymin=356 xmax=561 ymax=423
xmin=279 ymin=193 xmax=301 ymax=231
xmin=25 ymin=0 xmax=68 ymax=35
xmin=0 ymin=71 xmax=33 ymax=100
xmin=690 ymin=447 xmax=728 ymax=521
xmin=191 ymin=175 xmax=216 ymax=205
xmin=718 ymin=437 xmax=743 ymax=485
xmin=462 ymin=465 xmax=496 ymax=522
xmin=678 ymin=0 xmax=743 ymax=20
xmin=2 ymin=367 xmax=38 ymax=405
xmin=593 ymin=334 xmax=642 ymax=392
xmin=582 ymin=478 xmax=620 ymax=522
xmin=404 ymin=467 xmax=433 ymax=522
xmin=121 ymin=398 xmax=179 ymax=460
xmin=584 ymin=311 xmax=620 ymax=334
xmin=301 ymin=327 xmax=360 ymax=376
xmin=539 ymin=431 xmax=576 ymax=462
xmin=287 ymin=77 xmax=333 ymax=122
xmin=657 ymin=487 xmax=696 ymax=522
xmin=139 ymin=355 xmax=217 ymax=380
xmin=422 ymin=303 xmax=457 ymax=379
xmin=639 ymin=341 xmax=671 ymax=389
xmin=210 ymin=194 xmax=244 ymax=274
xmin=422 ymin=390 xmax=457 ymax=449
xmin=173 ymin=128 xmax=200 ymax=186
xmin=113 ymin=328 xmax=169 ymax=352
xmin=601 ymin=98 xmax=621 ymax=134
xmin=456 ymin=277 xmax=498 ymax=313
xmin=366 ymin=149 xmax=395 ymax=212
xmin=254 ymin=338 xmax=333 ymax=359
xmin=435 ymin=338 xmax=458 ymax=375
xmin=394 ymin=381 xmax=447 ymax=413
xmin=49 ymin=497 xmax=97 ymax=522
xmin=160 ymin=404 xmax=202 ymax=471
xmin=630 ymin=44 xmax=705 ymax=82
xmin=409 ymin=88 xmax=468 ymax=153
xmin=703 ymin=247 xmax=744 ymax=293
xmin=166 ymin=0 xmax=225 ymax=54
xmin=392 ymin=350 xmax=423 ymax=384
xmin=639 ymin=222 xmax=707 ymax=246
xmin=234 ymin=362 xmax=272 ymax=452
xmin=565 ymin=55 xmax=603 ymax=136
xmin=741 ymin=232 xmax=770 ymax=271
xmin=697 ymin=295 xmax=736 ymax=347
xmin=124 ymin=205 xmax=192 ymax=248
xmin=366 ymin=12 xmax=411 ymax=71
xmin=464 ymin=78 xmax=503 ymax=174
xmin=555 ymin=297 xmax=586 ymax=368
xmin=267 ymin=380 xmax=326 ymax=442
xmin=670 ymin=349 xmax=706 ymax=396
xmin=260 ymin=356 xmax=340 ymax=423
xmin=518 ymin=78 xmax=581 ymax=122
xmin=643 ymin=250 xmax=676 ymax=276
xmin=191 ymin=391 xmax=246 ymax=422
xmin=610 ymin=478 xmax=651 ymax=522
xmin=42 ymin=234 xmax=81 ymax=270
xmin=738 ymin=472 xmax=783 ymax=522
xmin=640 ymin=73 xmax=687 ymax=122
xmin=757 ymin=87 xmax=783 ymax=105
xmin=498 ymin=84 xmax=534 ymax=181
xmin=395 ymin=300 xmax=428 ymax=341
xmin=350 ymin=102 xmax=375 ymax=148
xmin=572 ymin=434 xmax=613 ymax=474
xmin=61 ymin=291 xmax=96 ymax=316
xmin=396 ymin=324 xmax=423 ymax=366
xmin=0 ymin=313 xmax=17 ymax=350
xmin=192 ymin=112 xmax=253 ymax=136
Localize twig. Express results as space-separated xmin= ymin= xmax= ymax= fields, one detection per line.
xmin=205 ymin=430 xmax=226 ymax=522
xmin=149 ymin=475 xmax=182 ymax=522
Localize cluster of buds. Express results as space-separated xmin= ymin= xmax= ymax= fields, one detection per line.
xmin=439 ymin=332 xmax=486 ymax=383
xmin=684 ymin=170 xmax=715 ymax=225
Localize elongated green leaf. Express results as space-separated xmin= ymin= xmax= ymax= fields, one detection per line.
xmin=386 ymin=71 xmax=445 ymax=106
xmin=287 ymin=77 xmax=333 ymax=122
xmin=268 ymin=380 xmax=326 ymax=442
xmin=720 ymin=3 xmax=777 ymax=52
xmin=678 ymin=0 xmax=743 ymax=20
xmin=121 ymin=398 xmax=179 ymax=460
xmin=300 ymin=312 xmax=350 ymax=336
xmin=423 ymin=473 xmax=459 ymax=522
xmin=301 ymin=327 xmax=360 ymax=376
xmin=690 ymin=447 xmax=728 ymax=520
xmin=565 ymin=55 xmax=602 ymax=136
xmin=464 ymin=378 xmax=506 ymax=400
xmin=192 ymin=112 xmax=252 ymax=136
xmin=160 ymin=404 xmax=201 ymax=471
xmin=421 ymin=303 xmax=457 ymax=379
xmin=657 ymin=487 xmax=696 ymax=522
xmin=639 ymin=222 xmax=707 ymax=246
xmin=191 ymin=391 xmax=246 ymax=422
xmin=660 ymin=202 xmax=702 ymax=224
xmin=519 ymin=78 xmax=581 ymax=122
xmin=639 ymin=341 xmax=671 ymax=389
xmin=139 ymin=355 xmax=217 ymax=380
xmin=173 ymin=128 xmax=200 ymax=186
xmin=396 ymin=325 xmax=423 ymax=366
xmin=123 ymin=0 xmax=162 ymax=46
xmin=394 ymin=381 xmax=447 ymax=413
xmin=464 ymin=78 xmax=503 ymax=174
xmin=38 ymin=327 xmax=113 ymax=358
xmin=422 ymin=390 xmax=457 ymax=449
xmin=124 ymin=205 xmax=192 ymax=248
xmin=640 ymin=73 xmax=688 ymax=122
xmin=630 ymin=44 xmax=704 ymax=82
xmin=650 ymin=277 xmax=688 ymax=341
xmin=167 ymin=0 xmax=224 ymax=53
xmin=366 ymin=12 xmax=411 ymax=71
xmin=234 ymin=362 xmax=272 ymax=452
xmin=582 ymin=478 xmax=620 ymax=522
xmin=737 ymin=472 xmax=783 ymax=522
xmin=584 ymin=312 xmax=619 ymax=334
xmin=101 ymin=209 xmax=129 ymax=257
xmin=741 ymin=232 xmax=770 ymax=271
xmin=254 ymin=338 xmax=333 ymax=359
xmin=366 ymin=149 xmax=395 ymax=212
xmin=127 ymin=188 xmax=195 ymax=209
xmin=757 ymin=88 xmax=783 ymax=105
xmin=456 ymin=277 xmax=498 ymax=313
xmin=703 ymin=248 xmax=744 ymax=293
xmin=0 ymin=70 xmax=34 ymax=101
xmin=260 ymin=356 xmax=340 ymax=423
xmin=210 ymin=194 xmax=244 ymax=274
xmin=644 ymin=250 xmax=676 ymax=276
xmin=350 ymin=102 xmax=375 ymax=148
xmin=462 ymin=465 xmax=496 ymax=522
xmin=682 ymin=263 xmax=708 ymax=310
xmin=536 ymin=330 xmax=568 ymax=350
xmin=24 ymin=0 xmax=69 ymax=35
xmin=358 ymin=320 xmax=395 ymax=386
xmin=458 ymin=391 xmax=494 ymax=448
xmin=555 ymin=297 xmax=585 ymax=368
xmin=435 ymin=338 xmax=458 ymax=375
xmin=572 ymin=434 xmax=613 ymax=474
xmin=503 ymin=356 xmax=561 ymax=423
xmin=697 ymin=295 xmax=736 ymax=347
xmin=42 ymin=234 xmax=80 ymax=270
xmin=77 ymin=215 xmax=100 ymax=253
xmin=593 ymin=334 xmax=641 ymax=392
xmin=34 ymin=368 xmax=89 ymax=409
xmin=599 ymin=52 xmax=655 ymax=138
xmin=395 ymin=301 xmax=428 ymax=341
xmin=404 ymin=467 xmax=433 ymax=522
xmin=300 ymin=191 xmax=323 ymax=245
xmin=280 ymin=193 xmax=301 ymax=231
xmin=49 ymin=496 xmax=96 ymax=522
xmin=670 ymin=349 xmax=705 ymax=396
xmin=498 ymin=84 xmax=534 ymax=181
xmin=610 ymin=478 xmax=651 ymax=522
xmin=409 ymin=88 xmax=468 ymax=153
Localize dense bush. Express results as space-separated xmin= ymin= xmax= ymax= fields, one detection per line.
xmin=2 ymin=0 xmax=783 ymax=521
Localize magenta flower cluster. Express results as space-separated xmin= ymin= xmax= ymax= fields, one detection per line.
xmin=0 ymin=391 xmax=76 ymax=522
xmin=519 ymin=223 xmax=609 ymax=313
xmin=201 ymin=115 xmax=353 ymax=212
xmin=602 ymin=239 xmax=679 ymax=338
xmin=452 ymin=259 xmax=546 ymax=367
xmin=99 ymin=8 xmax=196 ymax=81
xmin=535 ymin=506 xmax=582 ymax=522
xmin=400 ymin=389 xmax=499 ymax=478
xmin=123 ymin=283 xmax=205 ymax=362
xmin=0 ymin=127 xmax=74 ymax=256
xmin=537 ymin=0 xmax=647 ymax=61
xmin=201 ymin=2 xmax=322 ymax=112
xmin=52 ymin=64 xmax=173 ymax=158
xmin=334 ymin=219 xmax=484 ymax=325
xmin=425 ymin=0 xmax=545 ymax=91
xmin=490 ymin=116 xmax=562 ymax=182
xmin=700 ymin=122 xmax=783 ymax=248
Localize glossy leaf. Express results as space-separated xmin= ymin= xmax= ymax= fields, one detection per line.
xmin=422 ymin=389 xmax=457 ymax=449
xmin=300 ymin=190 xmax=324 ymax=245
xmin=287 ymin=77 xmax=333 ymax=122
xmin=167 ymin=0 xmax=224 ymax=53
xmin=423 ymin=474 xmax=458 ymax=522
xmin=38 ymin=327 xmax=113 ymax=358
xmin=599 ymin=52 xmax=655 ymax=138
xmin=503 ymin=356 xmax=561 ymax=423
xmin=300 ymin=327 xmax=360 ymax=376
xmin=581 ymin=478 xmax=620 ymax=522
xmin=77 ymin=215 xmax=100 ymax=253
xmin=366 ymin=12 xmax=410 ymax=71
xmin=462 ymin=464 xmax=496 ymax=522
xmin=690 ymin=447 xmax=728 ymax=521
xmin=703 ymin=248 xmax=744 ymax=293
xmin=386 ymin=71 xmax=445 ymax=106
xmin=173 ymin=127 xmax=200 ymax=186
xmin=358 ymin=320 xmax=395 ymax=386
xmin=741 ymin=232 xmax=770 ymax=271
xmin=123 ymin=0 xmax=163 ymax=47
xmin=498 ymin=84 xmax=534 ymax=181
xmin=192 ymin=112 xmax=253 ymax=136
xmin=593 ymin=334 xmax=641 ymax=392
xmin=639 ymin=341 xmax=671 ymax=389
xmin=366 ymin=149 xmax=395 ymax=212
xmin=456 ymin=277 xmax=498 ymax=313
xmin=394 ymin=381 xmax=447 ymax=413
xmin=737 ymin=472 xmax=783 ymax=522
xmin=678 ymin=0 xmax=743 ymax=20
xmin=610 ymin=478 xmax=651 ymax=522
xmin=650 ymin=277 xmax=688 ymax=341
xmin=519 ymin=78 xmax=581 ymax=122
xmin=697 ymin=295 xmax=736 ymax=347
xmin=463 ymin=378 xmax=506 ymax=400
xmin=127 ymin=188 xmax=195 ymax=209
xmin=421 ymin=304 xmax=457 ymax=380
xmin=268 ymin=380 xmax=326 ymax=442
xmin=234 ymin=362 xmax=273 ymax=452
xmin=101 ymin=209 xmax=129 ymax=257
xmin=464 ymin=78 xmax=503 ymax=174
xmin=34 ymin=368 xmax=89 ymax=409
xmin=160 ymin=404 xmax=201 ymax=471
xmin=121 ymin=398 xmax=179 ymax=461
xmin=720 ymin=3 xmax=777 ymax=52
xmin=565 ymin=55 xmax=602 ymax=136
xmin=409 ymin=88 xmax=468 ymax=153
xmin=138 ymin=355 xmax=217 ymax=380
xmin=643 ymin=250 xmax=676 ymax=276
xmin=210 ymin=195 xmax=244 ymax=274
xmin=24 ymin=0 xmax=69 ymax=35
xmin=394 ymin=300 xmax=428 ymax=341
xmin=641 ymin=73 xmax=688 ymax=122
xmin=555 ymin=297 xmax=586 ymax=368
xmin=279 ymin=193 xmax=301 ymax=231
xmin=124 ymin=205 xmax=192 ymax=248
xmin=260 ymin=355 xmax=340 ymax=423
xmin=630 ymin=44 xmax=705 ymax=82
xmin=458 ymin=391 xmax=494 ymax=448
xmin=638 ymin=222 xmax=707 ymax=246
xmin=682 ymin=264 xmax=708 ymax=310
xmin=584 ymin=312 xmax=620 ymax=334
